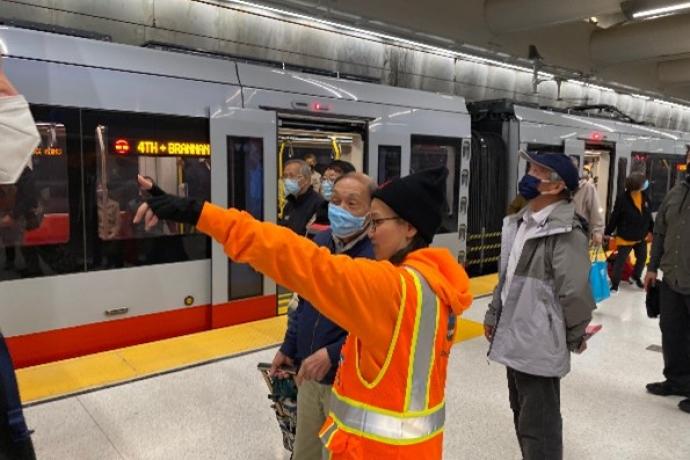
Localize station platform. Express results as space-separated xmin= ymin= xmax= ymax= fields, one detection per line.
xmin=19 ymin=277 xmax=690 ymax=459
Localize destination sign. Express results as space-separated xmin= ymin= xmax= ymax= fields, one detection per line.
xmin=113 ymin=139 xmax=211 ymax=157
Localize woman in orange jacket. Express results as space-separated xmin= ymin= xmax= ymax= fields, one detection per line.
xmin=134 ymin=167 xmax=472 ymax=459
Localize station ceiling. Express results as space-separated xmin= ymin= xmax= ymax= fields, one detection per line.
xmin=266 ymin=0 xmax=690 ymax=100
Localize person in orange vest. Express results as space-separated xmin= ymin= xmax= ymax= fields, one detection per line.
xmin=134 ymin=166 xmax=472 ymax=459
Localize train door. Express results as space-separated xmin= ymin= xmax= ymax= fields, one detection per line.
xmin=631 ymin=152 xmax=687 ymax=212
xmin=368 ymin=110 xmax=471 ymax=264
xmin=209 ymin=107 xmax=278 ymax=325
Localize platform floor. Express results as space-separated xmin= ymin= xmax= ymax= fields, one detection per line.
xmin=23 ymin=281 xmax=690 ymax=459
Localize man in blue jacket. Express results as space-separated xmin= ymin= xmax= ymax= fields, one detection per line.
xmin=270 ymin=172 xmax=375 ymax=460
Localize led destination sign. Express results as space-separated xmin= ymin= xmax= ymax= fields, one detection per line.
xmin=113 ymin=139 xmax=211 ymax=157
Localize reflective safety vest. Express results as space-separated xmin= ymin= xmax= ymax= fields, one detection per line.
xmin=319 ymin=268 xmax=455 ymax=459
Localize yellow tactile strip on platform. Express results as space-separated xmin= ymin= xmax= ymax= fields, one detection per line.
xmin=17 ymin=273 xmax=497 ymax=404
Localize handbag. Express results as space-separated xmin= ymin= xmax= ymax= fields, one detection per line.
xmin=590 ymin=246 xmax=611 ymax=303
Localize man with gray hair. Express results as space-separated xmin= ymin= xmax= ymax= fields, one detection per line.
xmin=279 ymin=159 xmax=326 ymax=235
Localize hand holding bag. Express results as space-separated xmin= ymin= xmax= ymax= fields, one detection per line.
xmin=590 ymin=246 xmax=611 ymax=303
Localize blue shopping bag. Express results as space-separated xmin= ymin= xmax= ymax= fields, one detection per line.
xmin=589 ymin=248 xmax=611 ymax=303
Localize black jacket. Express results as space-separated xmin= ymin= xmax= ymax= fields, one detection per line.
xmin=279 ymin=229 xmax=374 ymax=384
xmin=278 ymin=187 xmax=325 ymax=235
xmin=605 ymin=190 xmax=654 ymax=242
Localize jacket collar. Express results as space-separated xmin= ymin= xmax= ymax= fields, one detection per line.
xmin=287 ymin=187 xmax=317 ymax=205
xmin=507 ymin=199 xmax=577 ymax=240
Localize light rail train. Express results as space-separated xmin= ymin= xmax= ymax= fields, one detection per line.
xmin=1 ymin=26 xmax=687 ymax=366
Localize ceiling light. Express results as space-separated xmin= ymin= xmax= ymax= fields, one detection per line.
xmin=631 ymin=1 xmax=690 ymax=18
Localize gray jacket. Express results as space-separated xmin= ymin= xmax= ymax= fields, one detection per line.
xmin=484 ymin=200 xmax=595 ymax=378
xmin=648 ymin=179 xmax=690 ymax=294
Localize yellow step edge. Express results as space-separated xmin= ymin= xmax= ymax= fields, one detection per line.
xmin=17 ymin=273 xmax=497 ymax=404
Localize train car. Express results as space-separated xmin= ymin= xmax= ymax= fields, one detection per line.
xmin=0 ymin=26 xmax=472 ymax=367
xmin=467 ymin=100 xmax=690 ymax=276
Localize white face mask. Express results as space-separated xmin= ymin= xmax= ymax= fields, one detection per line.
xmin=0 ymin=95 xmax=40 ymax=185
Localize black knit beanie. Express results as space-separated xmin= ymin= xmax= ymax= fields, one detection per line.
xmin=372 ymin=166 xmax=448 ymax=244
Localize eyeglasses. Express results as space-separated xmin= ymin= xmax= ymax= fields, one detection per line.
xmin=369 ymin=216 xmax=400 ymax=231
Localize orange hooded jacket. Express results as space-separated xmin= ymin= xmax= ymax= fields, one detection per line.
xmin=197 ymin=203 xmax=473 ymax=457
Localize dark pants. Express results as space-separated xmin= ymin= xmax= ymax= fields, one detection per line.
xmin=659 ymin=281 xmax=690 ymax=391
xmin=507 ymin=368 xmax=562 ymax=460
xmin=611 ymin=241 xmax=647 ymax=287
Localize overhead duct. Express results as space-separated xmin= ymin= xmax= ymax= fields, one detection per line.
xmin=484 ymin=0 xmax=621 ymax=33
xmin=591 ymin=12 xmax=690 ymax=63
xmin=658 ymin=58 xmax=690 ymax=84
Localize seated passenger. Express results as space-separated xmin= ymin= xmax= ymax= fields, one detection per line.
xmin=134 ymin=166 xmax=472 ymax=459
xmin=278 ymin=159 xmax=325 ymax=236
xmin=271 ymin=172 xmax=375 ymax=460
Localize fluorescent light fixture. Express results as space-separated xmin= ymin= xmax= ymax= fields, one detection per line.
xmin=632 ymin=1 xmax=690 ymax=18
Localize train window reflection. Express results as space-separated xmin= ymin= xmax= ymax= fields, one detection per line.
xmin=83 ymin=110 xmax=211 ymax=270
xmin=378 ymin=145 xmax=401 ymax=185
xmin=411 ymin=135 xmax=462 ymax=234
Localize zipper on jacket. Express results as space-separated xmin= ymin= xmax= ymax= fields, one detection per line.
xmin=310 ymin=313 xmax=321 ymax=355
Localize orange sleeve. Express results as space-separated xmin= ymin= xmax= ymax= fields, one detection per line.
xmin=196 ymin=203 xmax=401 ymax=352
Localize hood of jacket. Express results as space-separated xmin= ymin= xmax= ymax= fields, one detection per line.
xmin=404 ymin=247 xmax=473 ymax=316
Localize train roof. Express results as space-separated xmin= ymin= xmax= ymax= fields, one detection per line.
xmin=0 ymin=26 xmax=468 ymax=114
xmin=469 ymin=99 xmax=690 ymax=145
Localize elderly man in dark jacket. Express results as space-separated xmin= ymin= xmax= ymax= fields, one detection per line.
xmin=270 ymin=172 xmax=376 ymax=460
xmin=645 ymin=150 xmax=690 ymax=414
xmin=278 ymin=159 xmax=325 ymax=236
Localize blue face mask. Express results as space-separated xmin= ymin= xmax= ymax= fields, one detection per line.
xmin=284 ymin=178 xmax=301 ymax=196
xmin=518 ymin=174 xmax=542 ymax=200
xmin=328 ymin=203 xmax=367 ymax=238
xmin=321 ymin=180 xmax=334 ymax=200
xmin=642 ymin=179 xmax=649 ymax=191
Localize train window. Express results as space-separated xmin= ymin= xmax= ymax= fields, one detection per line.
xmin=411 ymin=135 xmax=462 ymax=234
xmin=377 ymin=146 xmax=401 ymax=185
xmin=227 ymin=137 xmax=264 ymax=300
xmin=647 ymin=157 xmax=672 ymax=213
xmin=617 ymin=158 xmax=628 ymax=200
xmin=1 ymin=106 xmax=82 ymax=281
xmin=81 ymin=110 xmax=211 ymax=270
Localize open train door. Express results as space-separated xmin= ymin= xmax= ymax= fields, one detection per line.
xmin=209 ymin=106 xmax=278 ymax=327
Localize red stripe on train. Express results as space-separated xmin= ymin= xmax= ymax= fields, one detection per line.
xmin=5 ymin=295 xmax=277 ymax=368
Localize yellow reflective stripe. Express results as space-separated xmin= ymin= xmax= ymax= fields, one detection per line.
xmin=404 ymin=269 xmax=424 ymax=411
xmin=320 ymin=421 xmax=338 ymax=449
xmin=331 ymin=386 xmax=443 ymax=418
xmin=355 ymin=273 xmax=408 ymax=389
xmin=328 ymin=410 xmax=444 ymax=446
xmin=425 ymin=296 xmax=441 ymax=409
xmin=404 ymin=268 xmax=440 ymax=412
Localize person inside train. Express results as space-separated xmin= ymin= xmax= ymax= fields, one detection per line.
xmin=644 ymin=148 xmax=690 ymax=414
xmin=604 ymin=172 xmax=654 ymax=291
xmin=304 ymin=153 xmax=322 ymax=194
xmin=278 ymin=159 xmax=326 ymax=236
xmin=270 ymin=172 xmax=375 ymax=460
xmin=484 ymin=151 xmax=594 ymax=460
xmin=571 ymin=157 xmax=604 ymax=246
xmin=0 ymin=57 xmax=39 ymax=460
xmin=319 ymin=160 xmax=356 ymax=201
xmin=134 ymin=166 xmax=472 ymax=460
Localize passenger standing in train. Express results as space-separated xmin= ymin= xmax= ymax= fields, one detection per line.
xmin=571 ymin=158 xmax=604 ymax=246
xmin=270 ymin=173 xmax=375 ymax=460
xmin=0 ymin=59 xmax=39 ymax=460
xmin=304 ymin=153 xmax=322 ymax=194
xmin=484 ymin=151 xmax=594 ymax=460
xmin=278 ymin=159 xmax=326 ymax=236
xmin=134 ymin=166 xmax=472 ymax=459
xmin=605 ymin=172 xmax=654 ymax=291
xmin=645 ymin=149 xmax=690 ymax=414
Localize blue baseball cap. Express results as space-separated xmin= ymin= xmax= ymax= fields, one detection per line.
xmin=520 ymin=150 xmax=579 ymax=192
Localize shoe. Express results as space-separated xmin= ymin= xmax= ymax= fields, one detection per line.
xmin=610 ymin=283 xmax=619 ymax=293
xmin=631 ymin=276 xmax=644 ymax=289
xmin=679 ymin=399 xmax=690 ymax=414
xmin=646 ymin=381 xmax=690 ymax=397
